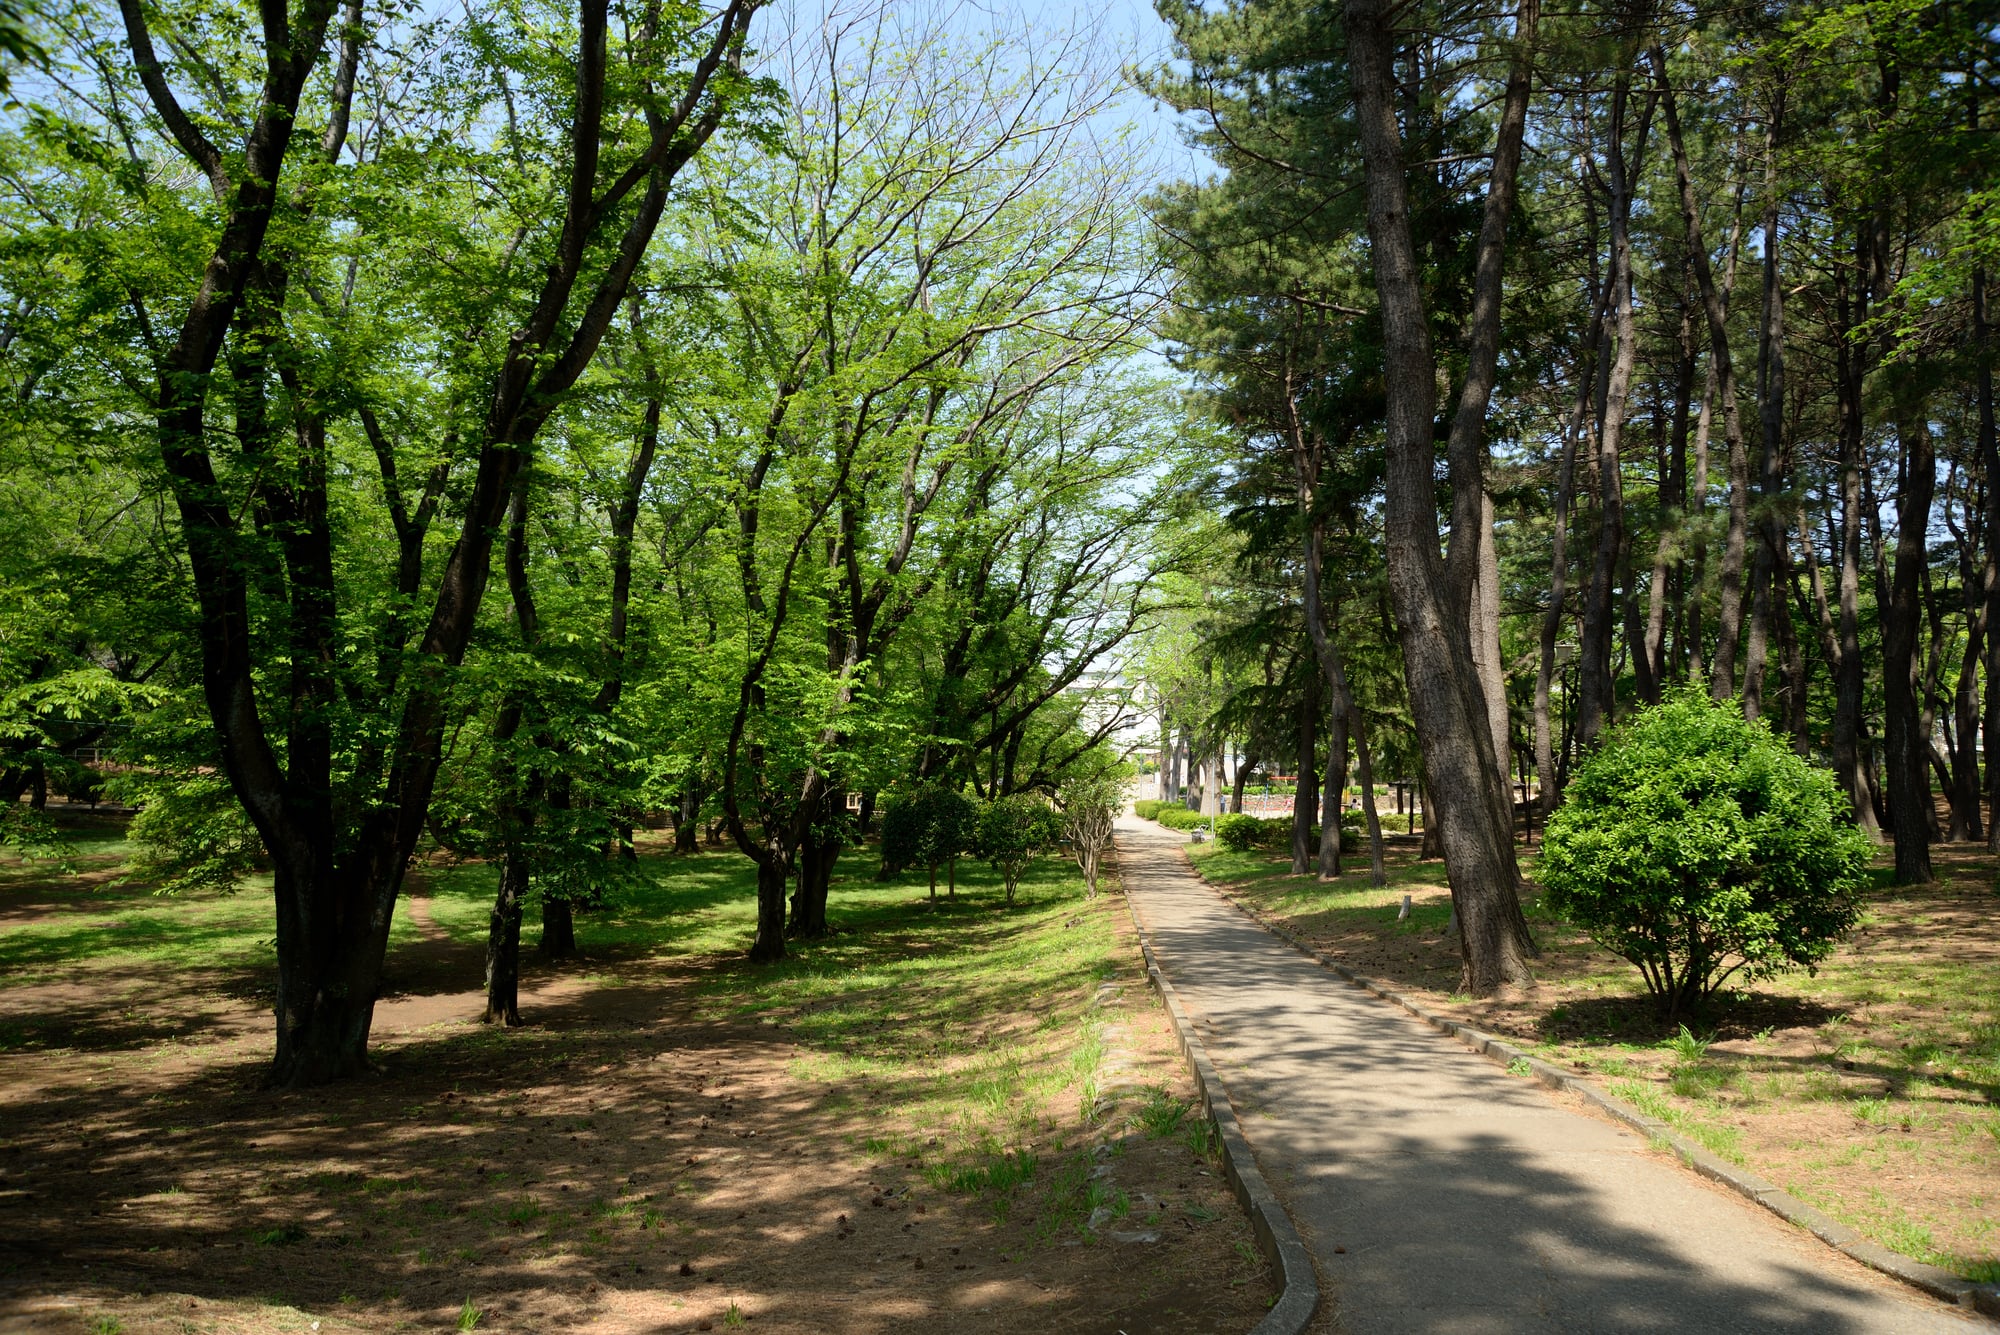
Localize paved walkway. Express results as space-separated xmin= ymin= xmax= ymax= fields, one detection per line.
xmin=1114 ymin=817 xmax=1977 ymax=1334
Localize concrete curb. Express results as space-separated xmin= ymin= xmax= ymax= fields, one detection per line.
xmin=1175 ymin=848 xmax=2000 ymax=1322
xmin=1114 ymin=871 xmax=1320 ymax=1335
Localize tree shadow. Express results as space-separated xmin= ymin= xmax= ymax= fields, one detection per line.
xmin=1535 ymin=991 xmax=1851 ymax=1045
xmin=1116 ymin=820 xmax=1968 ymax=1334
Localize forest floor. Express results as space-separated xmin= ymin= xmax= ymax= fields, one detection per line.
xmin=1179 ymin=824 xmax=2000 ymax=1285
xmin=0 ymin=814 xmax=1272 ymax=1334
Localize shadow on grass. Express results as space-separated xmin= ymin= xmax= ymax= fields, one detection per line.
xmin=0 ymin=845 xmax=1169 ymax=1332
xmin=1534 ymin=992 xmax=1850 ymax=1046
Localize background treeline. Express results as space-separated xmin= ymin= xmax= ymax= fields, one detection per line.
xmin=0 ymin=0 xmax=1198 ymax=1083
xmin=1131 ymin=0 xmax=1995 ymax=987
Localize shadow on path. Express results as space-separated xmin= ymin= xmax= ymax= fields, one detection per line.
xmin=1113 ymin=817 xmax=1977 ymax=1335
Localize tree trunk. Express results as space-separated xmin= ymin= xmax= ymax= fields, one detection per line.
xmin=540 ymin=896 xmax=576 ymax=960
xmin=1536 ymin=290 xmax=1605 ymax=819
xmin=1578 ymin=72 xmax=1649 ymax=746
xmin=789 ymin=822 xmax=837 ymax=939
xmin=1743 ymin=94 xmax=1788 ymax=720
xmin=1352 ymin=707 xmax=1387 ymax=886
xmin=485 ymin=471 xmax=541 ymax=1012
xmin=1319 ymin=704 xmax=1346 ymax=880
xmin=1654 ymin=48 xmax=1754 ymax=705
xmin=1471 ymin=489 xmax=1513 ymax=778
xmin=749 ymin=854 xmax=788 ymax=962
xmin=1883 ymin=400 xmax=1936 ymax=883
xmin=1346 ymin=0 xmax=1538 ymax=994
xmin=1831 ymin=237 xmax=1882 ymax=838
xmin=1419 ymin=779 xmax=1443 ymax=859
xmin=675 ymin=781 xmax=702 ymax=854
xmin=1646 ymin=294 xmax=1696 ymax=692
xmin=1976 ymin=264 xmax=2000 ymax=852
xmin=1291 ymin=670 xmax=1320 ymax=876
xmin=483 ymin=847 xmax=527 ymax=1026
xmin=1231 ymin=752 xmax=1255 ymax=815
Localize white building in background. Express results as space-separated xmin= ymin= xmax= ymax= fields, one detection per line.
xmin=1064 ymin=657 xmax=1151 ymax=756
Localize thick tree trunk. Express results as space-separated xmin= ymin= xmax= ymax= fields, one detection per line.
xmin=270 ymin=861 xmax=392 ymax=1087
xmin=483 ymin=847 xmax=527 ymax=1026
xmin=749 ymin=854 xmax=788 ymax=962
xmin=789 ymin=823 xmax=837 ymax=939
xmin=1883 ymin=401 xmax=1936 ymax=883
xmin=1345 ymin=0 xmax=1538 ymax=993
xmin=540 ymin=896 xmax=577 ymax=959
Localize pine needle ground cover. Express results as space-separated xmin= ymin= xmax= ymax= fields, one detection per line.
xmin=1185 ymin=835 xmax=2000 ymax=1284
xmin=0 ymin=821 xmax=1270 ymax=1333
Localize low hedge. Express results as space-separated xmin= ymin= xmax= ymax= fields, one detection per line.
xmin=1156 ymin=806 xmax=1208 ymax=831
xmin=1133 ymin=799 xmax=1163 ymax=820
xmin=1211 ymin=810 xmax=1371 ymax=853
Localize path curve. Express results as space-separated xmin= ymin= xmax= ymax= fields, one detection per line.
xmin=1113 ymin=816 xmax=1978 ymax=1335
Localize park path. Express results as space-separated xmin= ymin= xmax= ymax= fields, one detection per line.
xmin=1112 ymin=816 xmax=1978 ymax=1335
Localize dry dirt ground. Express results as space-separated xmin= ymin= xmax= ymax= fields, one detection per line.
xmin=0 ymin=855 xmax=1274 ymax=1334
xmin=1183 ymin=830 xmax=2000 ymax=1283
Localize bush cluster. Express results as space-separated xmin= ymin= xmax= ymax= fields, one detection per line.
xmin=1132 ymin=799 xmax=1164 ymax=820
xmin=1153 ymin=806 xmax=1208 ymax=831
xmin=1215 ymin=813 xmax=1285 ymax=850
xmin=1540 ymin=691 xmax=1869 ymax=1021
xmin=880 ymin=784 xmax=1069 ymax=903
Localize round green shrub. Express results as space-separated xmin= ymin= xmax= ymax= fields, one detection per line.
xmin=1133 ymin=799 xmax=1163 ymax=821
xmin=1156 ymin=806 xmax=1208 ymax=831
xmin=1214 ymin=813 xmax=1262 ymax=851
xmin=1539 ymin=691 xmax=1870 ymax=1022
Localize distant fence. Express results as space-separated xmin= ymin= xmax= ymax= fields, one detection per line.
xmin=1239 ymin=794 xmax=1295 ymax=818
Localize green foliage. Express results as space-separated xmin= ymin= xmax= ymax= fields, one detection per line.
xmin=115 ymin=772 xmax=266 ymax=897
xmin=977 ymin=795 xmax=1064 ymax=904
xmin=1134 ymin=1087 xmax=1190 ymax=1138
xmin=880 ymin=783 xmax=979 ymax=889
xmin=104 ymin=705 xmax=267 ymax=895
xmin=1214 ymin=813 xmax=1298 ymax=850
xmin=1540 ymin=692 xmax=1870 ymax=1020
xmin=1154 ymin=806 xmax=1208 ymax=831
xmin=1213 ymin=812 xmax=1261 ymax=851
xmin=1056 ymin=764 xmax=1130 ymax=899
xmin=1133 ymin=799 xmax=1163 ymax=821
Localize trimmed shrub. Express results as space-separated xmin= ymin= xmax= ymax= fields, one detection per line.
xmin=1540 ymin=691 xmax=1869 ymax=1022
xmin=880 ymin=783 xmax=980 ymax=900
xmin=1214 ymin=813 xmax=1261 ymax=851
xmin=1133 ymin=799 xmax=1163 ymax=821
xmin=1155 ymin=806 xmax=1207 ymax=831
xmin=978 ymin=795 xmax=1064 ymax=904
